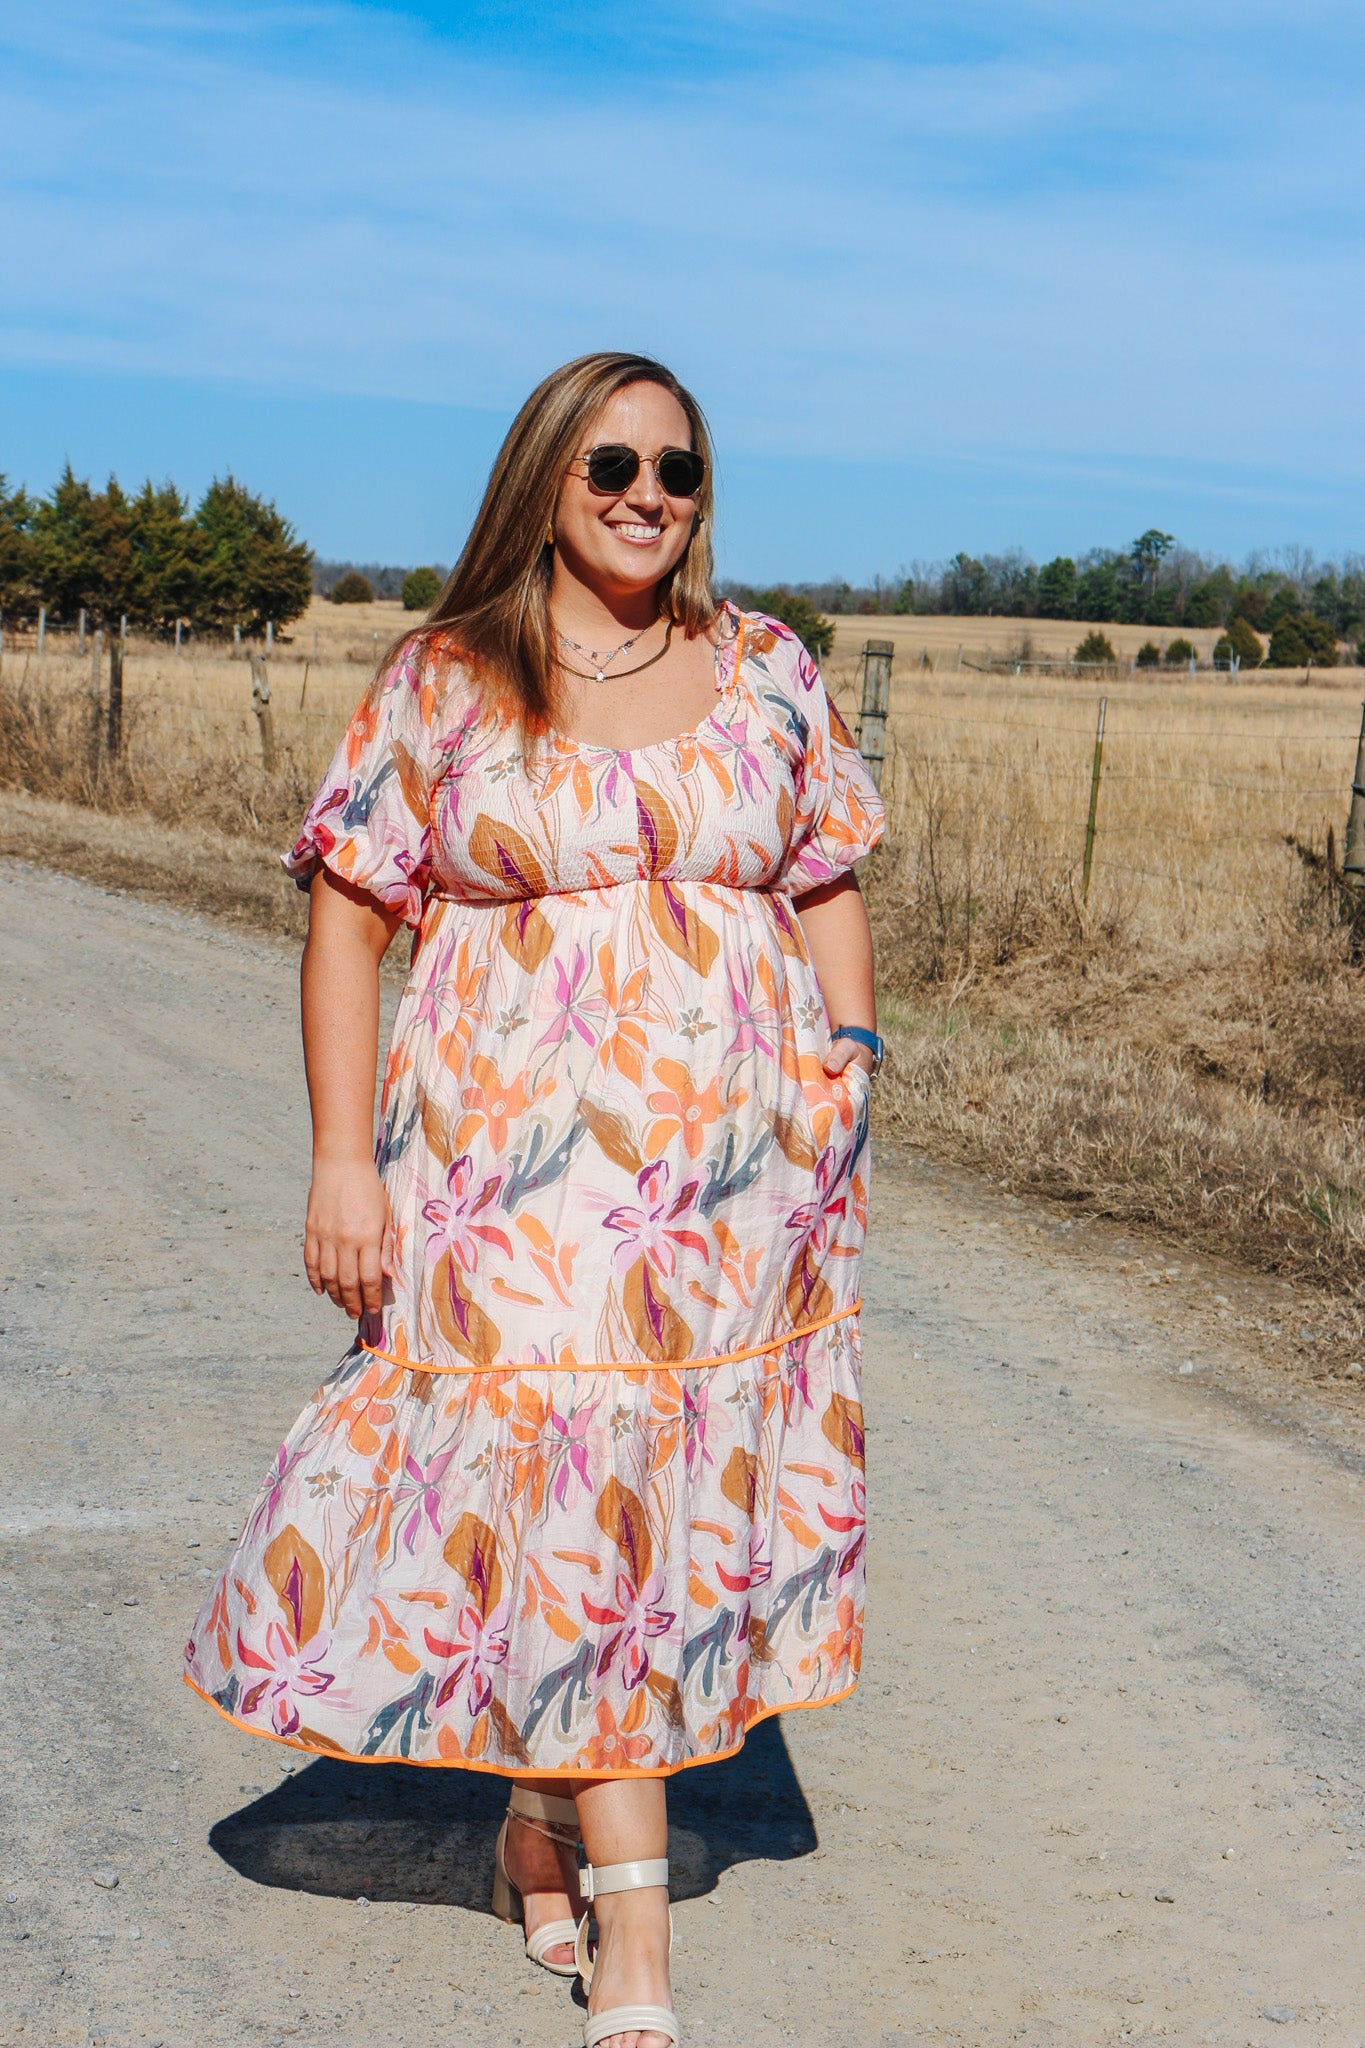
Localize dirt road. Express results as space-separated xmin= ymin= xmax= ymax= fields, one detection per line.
xmin=2 ymin=861 xmax=1363 ymax=2048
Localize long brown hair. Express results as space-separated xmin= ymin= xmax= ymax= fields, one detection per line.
xmin=395 ymin=352 xmax=717 ymax=731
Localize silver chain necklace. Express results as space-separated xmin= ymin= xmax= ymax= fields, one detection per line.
xmin=556 ymin=615 xmax=658 ymax=683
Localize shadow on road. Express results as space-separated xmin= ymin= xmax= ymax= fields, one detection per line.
xmin=208 ymin=1714 xmax=817 ymax=1910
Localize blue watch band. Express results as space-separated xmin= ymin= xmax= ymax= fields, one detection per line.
xmin=830 ymin=1024 xmax=884 ymax=1073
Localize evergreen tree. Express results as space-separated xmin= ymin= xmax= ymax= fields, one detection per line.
xmin=0 ymin=474 xmax=38 ymax=623
xmin=1131 ymin=528 xmax=1175 ymax=599
xmin=32 ymin=462 xmax=102 ymax=623
xmin=1037 ymin=556 xmax=1078 ymax=619
xmin=89 ymin=476 xmax=137 ymax=627
xmin=1267 ymin=609 xmax=1339 ymax=668
xmin=1185 ymin=569 xmax=1232 ymax=627
xmin=401 ymin=565 xmax=443 ymax=611
xmin=1262 ymin=586 xmax=1302 ymax=631
xmin=1213 ymin=616 xmax=1265 ymax=669
xmin=752 ymin=589 xmax=834 ymax=660
xmin=192 ymin=475 xmax=313 ymax=634
xmin=128 ymin=480 xmax=201 ymax=630
xmin=1075 ymin=556 xmax=1121 ymax=621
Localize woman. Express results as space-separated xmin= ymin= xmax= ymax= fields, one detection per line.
xmin=185 ymin=352 xmax=885 ymax=2048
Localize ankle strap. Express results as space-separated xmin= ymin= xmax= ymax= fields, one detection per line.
xmin=578 ymin=1856 xmax=669 ymax=1902
xmin=508 ymin=1786 xmax=579 ymax=1828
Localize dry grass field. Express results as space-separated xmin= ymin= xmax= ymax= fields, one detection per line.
xmin=3 ymin=598 xmax=1363 ymax=1369
xmin=826 ymin=609 xmax=1232 ymax=670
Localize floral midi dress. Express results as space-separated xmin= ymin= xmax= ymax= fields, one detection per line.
xmin=184 ymin=604 xmax=886 ymax=1777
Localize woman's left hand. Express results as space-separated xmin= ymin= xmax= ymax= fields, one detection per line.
xmin=821 ymin=1038 xmax=876 ymax=1079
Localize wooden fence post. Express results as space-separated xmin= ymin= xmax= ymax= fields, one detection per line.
xmin=250 ymin=654 xmax=278 ymax=773
xmin=1081 ymin=696 xmax=1108 ymax=903
xmin=856 ymin=639 xmax=894 ymax=790
xmin=174 ymin=618 xmax=182 ymax=654
xmin=106 ymin=636 xmax=124 ymax=756
xmin=37 ymin=606 xmax=46 ymax=656
xmin=78 ymin=607 xmax=86 ymax=653
xmin=1342 ymin=699 xmax=1365 ymax=891
xmin=298 ymin=660 xmax=311 ymax=712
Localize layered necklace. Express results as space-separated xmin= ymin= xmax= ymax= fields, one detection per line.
xmin=556 ymin=613 xmax=672 ymax=683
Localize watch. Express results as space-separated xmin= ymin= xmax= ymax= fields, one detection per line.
xmin=830 ymin=1024 xmax=884 ymax=1078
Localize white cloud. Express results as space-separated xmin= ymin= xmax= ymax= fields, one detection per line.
xmin=0 ymin=0 xmax=1361 ymax=482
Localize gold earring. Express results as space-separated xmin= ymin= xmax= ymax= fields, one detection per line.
xmin=545 ymin=523 xmax=555 ymax=547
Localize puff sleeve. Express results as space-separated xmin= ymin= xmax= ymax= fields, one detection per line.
xmin=777 ymin=634 xmax=887 ymax=896
xmin=282 ymin=637 xmax=437 ymax=928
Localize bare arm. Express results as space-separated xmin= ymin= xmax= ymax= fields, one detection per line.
xmin=301 ymin=868 xmax=403 ymax=1318
xmin=793 ymin=871 xmax=878 ymax=1075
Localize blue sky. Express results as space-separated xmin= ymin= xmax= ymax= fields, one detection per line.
xmin=1 ymin=1 xmax=1362 ymax=579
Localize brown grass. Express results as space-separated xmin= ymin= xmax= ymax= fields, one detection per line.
xmin=819 ymin=633 xmax=1365 ymax=1370
xmin=3 ymin=601 xmax=1364 ymax=1368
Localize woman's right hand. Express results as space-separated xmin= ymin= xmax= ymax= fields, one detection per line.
xmin=304 ymin=1157 xmax=395 ymax=1318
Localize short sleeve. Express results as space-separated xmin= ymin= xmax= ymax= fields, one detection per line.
xmin=777 ymin=634 xmax=887 ymax=897
xmin=282 ymin=637 xmax=437 ymax=928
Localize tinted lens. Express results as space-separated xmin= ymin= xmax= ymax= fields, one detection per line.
xmin=585 ymin=445 xmax=640 ymax=492
xmin=658 ymin=449 xmax=705 ymax=497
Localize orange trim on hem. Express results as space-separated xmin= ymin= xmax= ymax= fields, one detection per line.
xmin=358 ymin=1299 xmax=860 ymax=1379
xmin=181 ymin=1669 xmax=859 ymax=1781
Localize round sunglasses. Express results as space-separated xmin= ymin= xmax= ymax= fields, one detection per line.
xmin=574 ymin=443 xmax=706 ymax=498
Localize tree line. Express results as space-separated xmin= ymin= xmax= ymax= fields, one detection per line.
xmin=735 ymin=532 xmax=1365 ymax=662
xmin=0 ymin=463 xmax=314 ymax=637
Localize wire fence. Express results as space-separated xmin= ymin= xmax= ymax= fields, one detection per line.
xmin=832 ymin=649 xmax=1365 ymax=920
xmin=7 ymin=628 xmax=1365 ymax=915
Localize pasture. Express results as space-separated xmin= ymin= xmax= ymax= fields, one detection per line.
xmin=2 ymin=599 xmax=1363 ymax=1368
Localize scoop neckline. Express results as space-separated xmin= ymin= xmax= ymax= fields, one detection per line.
xmin=547 ymin=600 xmax=744 ymax=759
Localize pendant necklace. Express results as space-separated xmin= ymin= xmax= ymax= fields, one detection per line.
xmin=557 ymin=613 xmax=661 ymax=682
xmin=557 ymin=618 xmax=674 ymax=683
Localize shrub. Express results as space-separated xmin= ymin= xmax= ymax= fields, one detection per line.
xmin=1134 ymin=640 xmax=1162 ymax=669
xmin=1232 ymin=586 xmax=1268 ymax=628
xmin=1165 ymin=637 xmax=1197 ymax=664
xmin=1213 ymin=616 xmax=1264 ymax=670
xmin=1074 ymin=630 xmax=1117 ymax=666
xmin=402 ymin=565 xmax=442 ymax=612
xmin=1267 ymin=610 xmax=1340 ymax=669
xmin=752 ymin=589 xmax=834 ymax=660
xmin=332 ymin=570 xmax=374 ymax=605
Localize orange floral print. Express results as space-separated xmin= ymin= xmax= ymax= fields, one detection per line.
xmin=185 ymin=609 xmax=883 ymax=1775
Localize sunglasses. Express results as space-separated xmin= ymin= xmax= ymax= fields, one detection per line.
xmin=575 ymin=443 xmax=706 ymax=498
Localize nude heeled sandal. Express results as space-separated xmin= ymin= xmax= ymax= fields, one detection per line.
xmin=574 ymin=1855 xmax=679 ymax=2048
xmin=491 ymin=1787 xmax=583 ymax=1978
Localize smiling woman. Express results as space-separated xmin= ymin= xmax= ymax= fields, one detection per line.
xmin=183 ymin=352 xmax=886 ymax=2048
